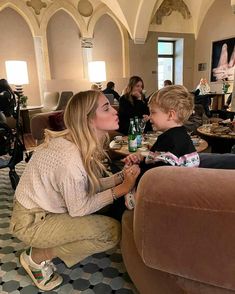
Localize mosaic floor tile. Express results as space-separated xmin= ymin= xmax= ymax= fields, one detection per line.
xmin=0 ymin=161 xmax=138 ymax=293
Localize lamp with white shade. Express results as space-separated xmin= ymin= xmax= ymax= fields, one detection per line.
xmin=88 ymin=61 xmax=106 ymax=90
xmin=5 ymin=60 xmax=29 ymax=97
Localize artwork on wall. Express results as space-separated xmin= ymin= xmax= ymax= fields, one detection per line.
xmin=211 ymin=37 xmax=235 ymax=82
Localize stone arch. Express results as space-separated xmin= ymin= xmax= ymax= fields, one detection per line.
xmin=100 ymin=0 xmax=131 ymax=36
xmin=40 ymin=1 xmax=88 ymax=37
xmin=88 ymin=6 xmax=130 ymax=77
xmin=195 ymin=0 xmax=215 ymax=38
xmin=0 ymin=0 xmax=40 ymax=36
xmin=133 ymin=0 xmax=158 ymax=44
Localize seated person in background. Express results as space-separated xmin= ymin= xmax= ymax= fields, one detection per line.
xmin=123 ymin=85 xmax=200 ymax=208
xmin=118 ymin=76 xmax=151 ymax=135
xmin=184 ymin=104 xmax=208 ymax=134
xmin=91 ymin=83 xmax=99 ymax=90
xmin=223 ymin=93 xmax=233 ymax=109
xmin=103 ymin=81 xmax=120 ymax=102
xmin=163 ymin=79 xmax=172 ymax=87
xmin=0 ymin=78 xmax=15 ymax=117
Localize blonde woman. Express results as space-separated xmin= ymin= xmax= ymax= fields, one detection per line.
xmin=10 ymin=90 xmax=140 ymax=291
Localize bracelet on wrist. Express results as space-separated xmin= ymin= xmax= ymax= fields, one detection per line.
xmin=111 ymin=187 xmax=118 ymax=201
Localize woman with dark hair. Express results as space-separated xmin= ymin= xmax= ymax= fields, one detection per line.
xmin=0 ymin=78 xmax=15 ymax=117
xmin=118 ymin=76 xmax=150 ymax=135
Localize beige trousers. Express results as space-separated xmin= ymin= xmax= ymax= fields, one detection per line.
xmin=10 ymin=200 xmax=121 ymax=267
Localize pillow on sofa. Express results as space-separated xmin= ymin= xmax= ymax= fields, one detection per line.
xmin=48 ymin=111 xmax=65 ymax=131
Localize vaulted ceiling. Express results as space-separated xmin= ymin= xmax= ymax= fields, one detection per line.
xmin=99 ymin=0 xmax=220 ymax=42
xmin=0 ymin=0 xmax=234 ymax=42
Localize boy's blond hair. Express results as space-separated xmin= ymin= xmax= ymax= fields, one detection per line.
xmin=149 ymin=85 xmax=194 ymax=123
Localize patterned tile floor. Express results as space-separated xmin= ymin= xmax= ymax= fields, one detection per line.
xmin=0 ymin=160 xmax=138 ymax=294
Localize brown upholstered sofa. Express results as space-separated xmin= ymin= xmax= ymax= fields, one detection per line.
xmin=121 ymin=166 xmax=235 ymax=294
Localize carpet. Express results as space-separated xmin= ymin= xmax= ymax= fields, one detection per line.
xmin=0 ymin=160 xmax=137 ymax=294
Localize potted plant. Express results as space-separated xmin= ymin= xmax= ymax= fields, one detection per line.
xmin=222 ymin=78 xmax=230 ymax=94
xmin=20 ymin=95 xmax=28 ymax=108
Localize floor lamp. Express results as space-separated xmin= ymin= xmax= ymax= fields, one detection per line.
xmin=88 ymin=61 xmax=106 ymax=90
xmin=5 ymin=60 xmax=29 ymax=97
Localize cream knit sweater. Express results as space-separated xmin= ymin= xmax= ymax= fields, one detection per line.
xmin=15 ymin=137 xmax=119 ymax=217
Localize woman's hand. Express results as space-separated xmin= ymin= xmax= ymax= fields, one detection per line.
xmin=112 ymin=165 xmax=140 ymax=197
xmin=131 ymin=90 xmax=142 ymax=100
xmin=122 ymin=165 xmax=140 ymax=192
xmin=123 ymin=153 xmax=144 ymax=166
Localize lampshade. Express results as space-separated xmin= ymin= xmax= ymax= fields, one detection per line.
xmin=88 ymin=61 xmax=106 ymax=83
xmin=5 ymin=61 xmax=29 ymax=85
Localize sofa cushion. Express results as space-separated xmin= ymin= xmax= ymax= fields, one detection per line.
xmin=199 ymin=153 xmax=235 ymax=169
xmin=135 ymin=166 xmax=235 ymax=291
xmin=48 ymin=111 xmax=65 ymax=131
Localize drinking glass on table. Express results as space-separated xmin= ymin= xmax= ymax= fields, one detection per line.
xmin=139 ymin=118 xmax=146 ymax=136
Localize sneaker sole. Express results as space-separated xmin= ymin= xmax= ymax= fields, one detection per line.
xmin=20 ymin=252 xmax=63 ymax=291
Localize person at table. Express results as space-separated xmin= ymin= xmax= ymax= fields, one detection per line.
xmin=10 ymin=90 xmax=140 ymax=291
xmin=123 ymin=85 xmax=200 ymax=208
xmin=118 ymin=76 xmax=151 ymax=135
xmin=103 ymin=81 xmax=120 ymax=102
xmin=91 ymin=83 xmax=99 ymax=90
xmin=0 ymin=78 xmax=15 ymax=117
xmin=163 ymin=79 xmax=172 ymax=87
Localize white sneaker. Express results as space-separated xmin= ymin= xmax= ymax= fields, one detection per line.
xmin=20 ymin=248 xmax=63 ymax=291
xmin=124 ymin=189 xmax=136 ymax=210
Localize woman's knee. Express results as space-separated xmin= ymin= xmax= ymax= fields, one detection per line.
xmin=103 ymin=217 xmax=121 ymax=247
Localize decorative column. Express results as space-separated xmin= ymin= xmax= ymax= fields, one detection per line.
xmin=33 ymin=36 xmax=49 ymax=104
xmin=232 ymin=0 xmax=235 ymax=13
xmin=81 ymin=38 xmax=93 ymax=79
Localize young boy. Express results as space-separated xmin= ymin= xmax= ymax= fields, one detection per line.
xmin=124 ymin=85 xmax=200 ymax=209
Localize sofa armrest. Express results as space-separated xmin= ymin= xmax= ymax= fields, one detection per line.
xmin=134 ymin=167 xmax=235 ymax=290
xmin=30 ymin=112 xmax=52 ymax=142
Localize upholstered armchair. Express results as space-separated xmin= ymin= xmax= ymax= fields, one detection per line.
xmin=121 ymin=166 xmax=235 ymax=294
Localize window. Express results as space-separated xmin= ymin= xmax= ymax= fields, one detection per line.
xmin=158 ymin=41 xmax=175 ymax=89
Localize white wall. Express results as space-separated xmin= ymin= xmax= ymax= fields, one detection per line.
xmin=0 ymin=8 xmax=40 ymax=105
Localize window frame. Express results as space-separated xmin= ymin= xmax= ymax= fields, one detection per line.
xmin=158 ymin=40 xmax=175 ymax=85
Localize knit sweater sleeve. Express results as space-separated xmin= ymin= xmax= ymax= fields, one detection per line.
xmin=58 ymin=167 xmax=114 ymax=217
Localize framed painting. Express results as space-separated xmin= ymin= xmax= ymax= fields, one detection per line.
xmin=210 ymin=37 xmax=235 ymax=82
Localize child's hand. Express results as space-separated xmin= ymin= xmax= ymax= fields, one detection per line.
xmin=123 ymin=153 xmax=144 ymax=166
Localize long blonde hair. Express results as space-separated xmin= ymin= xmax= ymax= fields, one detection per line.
xmin=43 ymin=90 xmax=108 ymax=196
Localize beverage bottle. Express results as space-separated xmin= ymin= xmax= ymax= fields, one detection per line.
xmin=128 ymin=118 xmax=137 ymax=152
xmin=134 ymin=116 xmax=142 ymax=147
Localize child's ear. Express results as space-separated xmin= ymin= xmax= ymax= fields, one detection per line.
xmin=168 ymin=109 xmax=177 ymax=120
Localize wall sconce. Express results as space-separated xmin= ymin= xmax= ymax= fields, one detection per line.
xmin=5 ymin=60 xmax=29 ymax=97
xmin=88 ymin=61 xmax=106 ymax=90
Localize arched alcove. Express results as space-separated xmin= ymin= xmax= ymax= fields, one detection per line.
xmin=47 ymin=10 xmax=83 ymax=80
xmin=0 ymin=7 xmax=40 ymax=104
xmin=93 ymin=14 xmax=123 ymax=82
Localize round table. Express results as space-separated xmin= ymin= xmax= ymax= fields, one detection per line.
xmin=109 ymin=136 xmax=208 ymax=157
xmin=197 ymin=124 xmax=235 ymax=153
